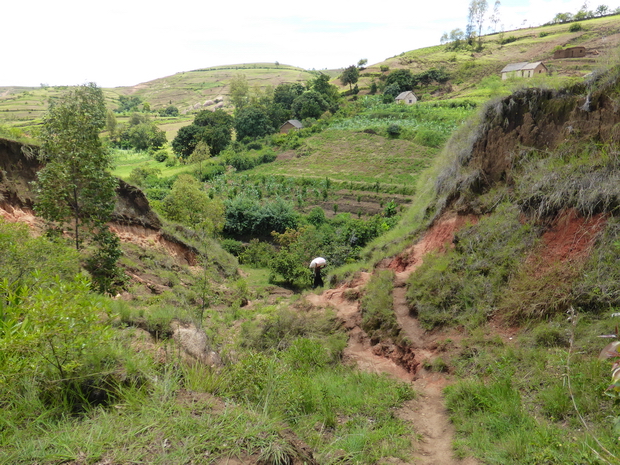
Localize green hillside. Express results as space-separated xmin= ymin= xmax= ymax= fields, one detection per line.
xmin=4 ymin=13 xmax=620 ymax=465
xmin=2 ymin=14 xmax=619 ymax=138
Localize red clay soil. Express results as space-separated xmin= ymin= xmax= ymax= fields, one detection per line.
xmin=0 ymin=204 xmax=42 ymax=230
xmin=536 ymin=208 xmax=606 ymax=268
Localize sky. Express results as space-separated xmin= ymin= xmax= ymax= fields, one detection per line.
xmin=1 ymin=0 xmax=592 ymax=88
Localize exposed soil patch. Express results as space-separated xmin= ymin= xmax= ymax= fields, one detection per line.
xmin=0 ymin=204 xmax=41 ymax=229
xmin=110 ymin=224 xmax=197 ymax=266
xmin=536 ymin=208 xmax=606 ymax=267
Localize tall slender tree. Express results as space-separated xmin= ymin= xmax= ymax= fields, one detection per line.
xmin=35 ymin=83 xmax=118 ymax=250
xmin=34 ymin=83 xmax=123 ymax=293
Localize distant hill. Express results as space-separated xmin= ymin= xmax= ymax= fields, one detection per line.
xmin=1 ymin=14 xmax=619 ymax=134
xmin=115 ymin=63 xmax=325 ymax=114
xmin=353 ymin=14 xmax=620 ymax=98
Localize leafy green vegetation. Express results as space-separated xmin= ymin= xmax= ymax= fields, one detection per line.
xmin=445 ymin=322 xmax=618 ymax=464
xmin=361 ymin=269 xmax=402 ymax=343
xmin=406 ymin=205 xmax=539 ymax=329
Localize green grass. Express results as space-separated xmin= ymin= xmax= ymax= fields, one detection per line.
xmin=361 ymin=269 xmax=402 ymax=342
xmin=251 ymin=129 xmax=436 ymax=187
xmin=111 ymin=149 xmax=195 ymax=180
xmin=445 ymin=320 xmax=618 ymax=464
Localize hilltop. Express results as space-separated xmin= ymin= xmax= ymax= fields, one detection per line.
xmin=2 ymin=14 xmax=619 ymax=137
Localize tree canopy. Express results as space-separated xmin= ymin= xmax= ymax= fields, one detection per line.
xmin=34 ymin=83 xmax=123 ymax=293
xmin=340 ymin=65 xmax=360 ymax=90
xmin=234 ymin=105 xmax=274 ymax=141
xmin=35 ymin=83 xmax=117 ymax=249
xmin=172 ymin=109 xmax=233 ymax=158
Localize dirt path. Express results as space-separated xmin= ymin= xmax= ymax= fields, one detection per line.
xmin=307 ymin=213 xmax=480 ymax=464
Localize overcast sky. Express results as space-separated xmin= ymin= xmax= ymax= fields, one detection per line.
xmin=2 ymin=0 xmax=592 ymax=88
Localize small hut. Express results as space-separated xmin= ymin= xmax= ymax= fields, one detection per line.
xmin=395 ymin=91 xmax=417 ymax=105
xmin=279 ymin=120 xmax=303 ymax=134
xmin=500 ymin=62 xmax=548 ymax=80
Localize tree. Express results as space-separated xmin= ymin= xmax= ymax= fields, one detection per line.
xmin=234 ymin=105 xmax=274 ymax=141
xmin=552 ymin=12 xmax=573 ymax=23
xmin=161 ymin=175 xmax=225 ymax=234
xmin=34 ymin=83 xmax=118 ymax=251
xmin=357 ymin=58 xmax=368 ymax=69
xmin=172 ymin=109 xmax=233 ymax=158
xmin=194 ymin=109 xmax=234 ymax=155
xmin=308 ymin=73 xmax=340 ymax=108
xmin=468 ymin=0 xmax=488 ymax=49
xmin=489 ymin=0 xmax=501 ymax=32
xmin=291 ymin=91 xmax=330 ymax=120
xmin=385 ymin=69 xmax=414 ymax=93
xmin=34 ymin=83 xmax=123 ymax=293
xmin=595 ymin=4 xmax=609 ymax=15
xmin=340 ymin=65 xmax=360 ymax=90
xmin=160 ymin=105 xmax=179 ymax=117
xmin=230 ymin=73 xmax=250 ymax=110
xmin=273 ymin=83 xmax=305 ymax=109
xmin=172 ymin=124 xmax=202 ymax=159
xmin=105 ymin=109 xmax=118 ymax=141
xmin=116 ymin=95 xmax=142 ymax=113
xmin=119 ymin=114 xmax=167 ymax=151
xmin=189 ymin=140 xmax=211 ymax=171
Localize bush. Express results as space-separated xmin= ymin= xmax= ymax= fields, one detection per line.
xmin=153 ymin=149 xmax=169 ymax=162
xmin=532 ymin=325 xmax=569 ymax=348
xmin=413 ymin=128 xmax=445 ymax=148
xmin=221 ymin=238 xmax=244 ymax=256
xmin=387 ymin=124 xmax=402 ymax=137
xmin=498 ymin=35 xmax=518 ymax=45
xmin=239 ymin=239 xmax=276 ymax=268
xmin=197 ymin=163 xmax=226 ymax=181
xmin=568 ymin=23 xmax=583 ymax=32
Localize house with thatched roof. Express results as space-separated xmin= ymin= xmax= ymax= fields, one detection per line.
xmin=500 ymin=62 xmax=548 ymax=80
xmin=279 ymin=120 xmax=303 ymax=134
xmin=395 ymin=91 xmax=417 ymax=105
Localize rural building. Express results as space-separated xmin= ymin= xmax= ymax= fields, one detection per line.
xmin=553 ymin=46 xmax=587 ymax=59
xmin=500 ymin=62 xmax=548 ymax=80
xmin=395 ymin=91 xmax=417 ymax=105
xmin=279 ymin=119 xmax=303 ymax=134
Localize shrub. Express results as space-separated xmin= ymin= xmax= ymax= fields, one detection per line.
xmin=413 ymin=128 xmax=445 ymax=148
xmin=197 ymin=163 xmax=226 ymax=181
xmin=498 ymin=35 xmax=518 ymax=45
xmin=221 ymin=238 xmax=244 ymax=256
xmin=532 ymin=325 xmax=570 ymax=348
xmin=239 ymin=239 xmax=276 ymax=268
xmin=153 ymin=149 xmax=169 ymax=162
xmin=387 ymin=124 xmax=402 ymax=137
xmin=568 ymin=23 xmax=583 ymax=32
xmin=539 ymin=31 xmax=550 ymax=37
